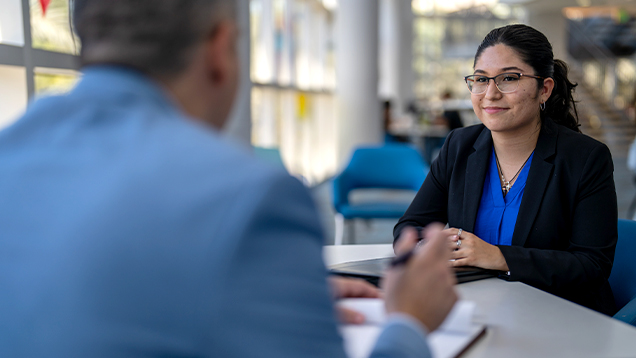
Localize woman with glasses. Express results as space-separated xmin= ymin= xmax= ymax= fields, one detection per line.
xmin=395 ymin=24 xmax=617 ymax=315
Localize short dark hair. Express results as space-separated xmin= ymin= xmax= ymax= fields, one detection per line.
xmin=474 ymin=24 xmax=580 ymax=132
xmin=73 ymin=0 xmax=235 ymax=79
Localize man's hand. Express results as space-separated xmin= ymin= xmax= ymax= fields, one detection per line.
xmin=383 ymin=226 xmax=458 ymax=332
xmin=329 ymin=276 xmax=380 ymax=324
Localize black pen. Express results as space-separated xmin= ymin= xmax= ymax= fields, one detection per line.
xmin=390 ymin=232 xmax=425 ymax=268
xmin=390 ymin=248 xmax=415 ymax=268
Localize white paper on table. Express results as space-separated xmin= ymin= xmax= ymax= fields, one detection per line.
xmin=337 ymin=298 xmax=386 ymax=325
xmin=439 ymin=300 xmax=476 ymax=333
xmin=337 ymin=298 xmax=485 ymax=358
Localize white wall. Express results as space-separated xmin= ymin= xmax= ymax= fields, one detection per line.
xmin=0 ymin=0 xmax=25 ymax=46
xmin=0 ymin=65 xmax=27 ymax=130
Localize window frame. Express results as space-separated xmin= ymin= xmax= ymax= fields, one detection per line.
xmin=0 ymin=0 xmax=80 ymax=100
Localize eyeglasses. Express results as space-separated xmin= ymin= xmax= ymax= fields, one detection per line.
xmin=464 ymin=72 xmax=544 ymax=94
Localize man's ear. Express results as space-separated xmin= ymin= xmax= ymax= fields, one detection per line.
xmin=204 ymin=20 xmax=237 ymax=86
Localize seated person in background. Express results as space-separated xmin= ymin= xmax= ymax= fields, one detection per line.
xmin=436 ymin=91 xmax=464 ymax=131
xmin=426 ymin=91 xmax=465 ymax=164
xmin=383 ymin=99 xmax=398 ymax=143
xmin=0 ymin=0 xmax=458 ymax=357
xmin=383 ymin=99 xmax=409 ymax=144
xmin=394 ymin=24 xmax=618 ymax=316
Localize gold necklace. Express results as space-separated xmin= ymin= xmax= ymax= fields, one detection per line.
xmin=494 ymin=149 xmax=533 ymax=196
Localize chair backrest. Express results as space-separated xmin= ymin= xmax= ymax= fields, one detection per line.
xmin=333 ymin=144 xmax=428 ymax=211
xmin=253 ymin=146 xmax=286 ymax=169
xmin=609 ymin=219 xmax=636 ymax=310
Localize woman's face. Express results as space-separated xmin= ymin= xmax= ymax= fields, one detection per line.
xmin=471 ymin=44 xmax=554 ymax=136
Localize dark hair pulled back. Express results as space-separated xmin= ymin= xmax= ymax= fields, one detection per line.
xmin=474 ymin=24 xmax=580 ymax=132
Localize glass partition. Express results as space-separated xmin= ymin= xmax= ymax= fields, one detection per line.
xmin=412 ymin=8 xmax=521 ymax=102
xmin=252 ymin=86 xmax=336 ymax=184
xmin=30 ymin=0 xmax=79 ymax=54
xmin=0 ymin=0 xmax=81 ymax=132
xmin=250 ymin=0 xmax=336 ymax=184
xmin=34 ymin=67 xmax=79 ymax=96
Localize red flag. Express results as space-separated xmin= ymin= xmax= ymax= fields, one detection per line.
xmin=39 ymin=0 xmax=51 ymax=16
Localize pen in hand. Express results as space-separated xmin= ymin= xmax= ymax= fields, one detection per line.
xmin=391 ymin=224 xmax=437 ymax=268
xmin=390 ymin=249 xmax=414 ymax=268
xmin=389 ymin=239 xmax=424 ymax=268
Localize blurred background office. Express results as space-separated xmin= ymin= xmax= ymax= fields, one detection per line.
xmin=1 ymin=0 xmax=636 ymax=244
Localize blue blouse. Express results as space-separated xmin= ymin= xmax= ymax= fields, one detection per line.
xmin=474 ymin=148 xmax=534 ymax=246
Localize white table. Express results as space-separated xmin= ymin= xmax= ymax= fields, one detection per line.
xmin=324 ymin=244 xmax=636 ymax=358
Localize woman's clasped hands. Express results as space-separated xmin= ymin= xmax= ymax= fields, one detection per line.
xmin=442 ymin=228 xmax=509 ymax=272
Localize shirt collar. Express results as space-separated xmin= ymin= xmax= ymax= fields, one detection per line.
xmin=71 ymin=65 xmax=182 ymax=116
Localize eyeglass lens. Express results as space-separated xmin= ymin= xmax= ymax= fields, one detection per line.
xmin=466 ymin=73 xmax=521 ymax=94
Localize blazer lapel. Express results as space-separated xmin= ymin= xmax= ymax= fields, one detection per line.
xmin=511 ymin=120 xmax=558 ymax=247
xmin=463 ymin=128 xmax=492 ymax=232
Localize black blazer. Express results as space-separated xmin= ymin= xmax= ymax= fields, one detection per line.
xmin=395 ymin=119 xmax=618 ymax=315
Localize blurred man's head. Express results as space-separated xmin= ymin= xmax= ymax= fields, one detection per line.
xmin=73 ymin=0 xmax=239 ymax=128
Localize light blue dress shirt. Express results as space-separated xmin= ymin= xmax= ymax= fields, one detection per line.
xmin=0 ymin=66 xmax=431 ymax=358
xmin=474 ymin=148 xmax=534 ymax=246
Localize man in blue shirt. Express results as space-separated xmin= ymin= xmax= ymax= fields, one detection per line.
xmin=0 ymin=1 xmax=457 ymax=357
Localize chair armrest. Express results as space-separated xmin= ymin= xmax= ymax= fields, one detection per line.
xmin=614 ymin=296 xmax=636 ymax=327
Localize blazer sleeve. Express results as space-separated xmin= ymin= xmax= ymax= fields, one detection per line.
xmin=393 ymin=130 xmax=455 ymax=243
xmin=499 ymin=144 xmax=617 ymax=295
xmin=211 ymin=171 xmax=431 ymax=358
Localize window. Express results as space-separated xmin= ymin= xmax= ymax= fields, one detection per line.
xmin=0 ymin=0 xmax=81 ymax=130
xmin=250 ymin=0 xmax=336 ymax=184
xmin=34 ymin=67 xmax=79 ymax=96
xmin=412 ymin=4 xmax=522 ymax=101
xmin=30 ymin=0 xmax=79 ymax=54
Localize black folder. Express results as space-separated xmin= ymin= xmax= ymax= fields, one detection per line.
xmin=329 ymin=257 xmax=498 ymax=286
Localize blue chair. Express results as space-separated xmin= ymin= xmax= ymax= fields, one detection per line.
xmin=332 ymin=144 xmax=428 ymax=245
xmin=609 ymin=219 xmax=636 ymax=326
xmin=253 ymin=146 xmax=286 ymax=169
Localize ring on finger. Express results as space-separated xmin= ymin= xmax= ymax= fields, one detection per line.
xmin=457 ymin=228 xmax=463 ymax=238
xmin=456 ymin=239 xmax=462 ymax=248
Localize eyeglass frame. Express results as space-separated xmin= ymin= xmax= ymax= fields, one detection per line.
xmin=464 ymin=72 xmax=545 ymax=94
